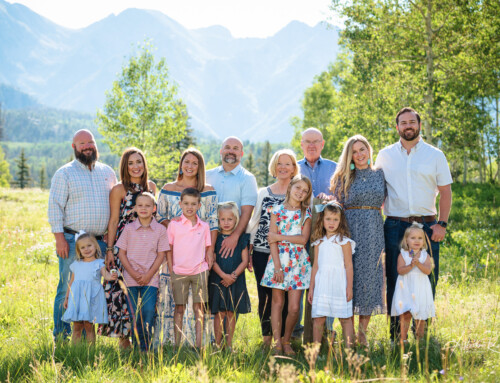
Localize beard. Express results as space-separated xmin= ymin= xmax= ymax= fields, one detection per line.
xmin=74 ymin=147 xmax=98 ymax=166
xmin=222 ymin=154 xmax=237 ymax=164
xmin=398 ymin=127 xmax=420 ymax=141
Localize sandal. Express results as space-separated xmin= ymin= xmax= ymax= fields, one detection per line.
xmin=282 ymin=341 xmax=296 ymax=356
xmin=271 ymin=344 xmax=283 ymax=356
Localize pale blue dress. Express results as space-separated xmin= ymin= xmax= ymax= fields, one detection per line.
xmin=62 ymin=259 xmax=108 ymax=324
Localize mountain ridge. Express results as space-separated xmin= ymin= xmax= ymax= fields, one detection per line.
xmin=0 ymin=1 xmax=339 ymax=142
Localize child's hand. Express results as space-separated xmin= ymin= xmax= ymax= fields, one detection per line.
xmin=267 ymin=232 xmax=279 ymax=244
xmin=206 ymin=250 xmax=214 ymax=269
xmin=63 ymin=298 xmax=68 ymax=309
xmin=109 ymin=270 xmax=118 ymax=281
xmin=221 ymin=273 xmax=235 ymax=287
xmin=346 ymin=287 xmax=353 ymax=302
xmin=230 ymin=271 xmax=238 ymax=281
xmin=411 ymin=257 xmax=419 ymax=267
xmin=307 ymin=290 xmax=314 ymax=305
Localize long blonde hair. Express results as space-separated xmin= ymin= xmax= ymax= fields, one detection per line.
xmin=330 ymin=135 xmax=374 ymax=201
xmin=285 ymin=175 xmax=312 ymax=226
xmin=75 ymin=233 xmax=101 ymax=260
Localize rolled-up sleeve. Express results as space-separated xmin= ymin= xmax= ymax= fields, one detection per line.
xmin=48 ymin=169 xmax=68 ymax=233
xmin=204 ymin=193 xmax=219 ymax=231
xmin=241 ymin=174 xmax=258 ymax=207
xmin=436 ymin=151 xmax=453 ymax=186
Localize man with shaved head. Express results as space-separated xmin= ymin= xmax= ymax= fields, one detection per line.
xmin=206 ymin=136 xmax=258 ymax=258
xmin=48 ymin=129 xmax=117 ymax=340
xmin=298 ymin=128 xmax=337 ymax=199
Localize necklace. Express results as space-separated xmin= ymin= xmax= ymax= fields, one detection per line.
xmin=285 ymin=202 xmax=300 ymax=210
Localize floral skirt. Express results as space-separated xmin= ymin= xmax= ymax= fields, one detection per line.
xmin=260 ymin=246 xmax=311 ymax=290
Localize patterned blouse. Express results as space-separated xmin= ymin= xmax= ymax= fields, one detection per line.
xmin=156 ymin=189 xmax=218 ymax=231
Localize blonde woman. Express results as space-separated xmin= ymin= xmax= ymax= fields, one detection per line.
xmin=330 ymin=135 xmax=386 ymax=346
xmin=246 ymin=149 xmax=299 ymax=347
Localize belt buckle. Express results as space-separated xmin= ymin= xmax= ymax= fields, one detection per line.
xmin=408 ymin=216 xmax=421 ymax=223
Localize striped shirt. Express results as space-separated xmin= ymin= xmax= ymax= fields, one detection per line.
xmin=48 ymin=160 xmax=116 ymax=235
xmin=115 ymin=219 xmax=170 ymax=288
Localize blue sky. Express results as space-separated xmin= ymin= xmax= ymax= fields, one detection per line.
xmin=7 ymin=0 xmax=339 ymax=38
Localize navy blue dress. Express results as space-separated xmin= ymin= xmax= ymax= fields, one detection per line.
xmin=209 ymin=233 xmax=251 ymax=314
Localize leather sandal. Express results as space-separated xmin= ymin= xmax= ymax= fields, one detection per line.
xmin=282 ymin=341 xmax=296 ymax=356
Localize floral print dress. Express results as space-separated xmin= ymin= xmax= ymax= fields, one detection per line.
xmin=260 ymin=204 xmax=312 ymax=290
xmin=99 ymin=183 xmax=149 ymax=338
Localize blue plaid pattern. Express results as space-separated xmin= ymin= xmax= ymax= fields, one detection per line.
xmin=48 ymin=160 xmax=117 ymax=235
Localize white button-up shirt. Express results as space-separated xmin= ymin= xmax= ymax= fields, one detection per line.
xmin=375 ymin=138 xmax=452 ymax=217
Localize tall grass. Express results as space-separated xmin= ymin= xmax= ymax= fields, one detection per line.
xmin=0 ymin=185 xmax=498 ymax=381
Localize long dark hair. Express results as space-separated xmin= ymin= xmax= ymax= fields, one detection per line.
xmin=176 ymin=148 xmax=206 ymax=192
xmin=119 ymin=147 xmax=149 ymax=192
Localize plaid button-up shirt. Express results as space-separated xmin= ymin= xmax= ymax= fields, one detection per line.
xmin=48 ymin=160 xmax=117 ymax=235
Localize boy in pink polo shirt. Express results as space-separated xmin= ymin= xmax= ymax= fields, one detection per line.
xmin=167 ymin=187 xmax=213 ymax=348
xmin=116 ymin=192 xmax=169 ymax=352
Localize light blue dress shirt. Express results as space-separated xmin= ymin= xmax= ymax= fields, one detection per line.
xmin=206 ymin=164 xmax=258 ymax=211
xmin=298 ymin=156 xmax=337 ymax=197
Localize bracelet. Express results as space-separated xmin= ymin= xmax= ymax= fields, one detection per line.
xmin=106 ymin=247 xmax=114 ymax=252
xmin=274 ymin=267 xmax=283 ymax=273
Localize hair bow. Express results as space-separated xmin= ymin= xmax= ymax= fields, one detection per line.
xmin=410 ymin=221 xmax=424 ymax=229
xmin=314 ymin=201 xmax=343 ymax=213
xmin=74 ymin=230 xmax=86 ymax=242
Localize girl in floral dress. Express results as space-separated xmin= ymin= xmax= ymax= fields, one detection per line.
xmin=98 ymin=148 xmax=156 ymax=349
xmin=261 ymin=174 xmax=312 ymax=356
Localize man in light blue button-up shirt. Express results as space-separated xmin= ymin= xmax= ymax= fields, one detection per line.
xmin=206 ymin=136 xmax=258 ymax=258
xmin=48 ymin=130 xmax=116 ymax=339
xmin=297 ymin=128 xmax=337 ymax=198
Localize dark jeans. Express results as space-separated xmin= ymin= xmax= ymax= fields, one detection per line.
xmin=253 ymin=250 xmax=287 ymax=337
xmin=128 ymin=286 xmax=158 ymax=351
xmin=384 ymin=218 xmax=439 ymax=340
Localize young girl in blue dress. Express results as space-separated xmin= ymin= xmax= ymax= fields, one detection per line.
xmin=308 ymin=202 xmax=355 ymax=355
xmin=209 ymin=201 xmax=251 ymax=349
xmin=261 ymin=174 xmax=313 ymax=356
xmin=63 ymin=232 xmax=117 ymax=344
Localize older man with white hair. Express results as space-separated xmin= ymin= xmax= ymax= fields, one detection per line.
xmin=48 ymin=129 xmax=116 ymax=339
xmin=298 ymin=128 xmax=337 ymax=199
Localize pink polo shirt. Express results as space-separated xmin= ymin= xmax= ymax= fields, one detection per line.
xmin=115 ymin=219 xmax=170 ymax=288
xmin=167 ymin=214 xmax=211 ymax=275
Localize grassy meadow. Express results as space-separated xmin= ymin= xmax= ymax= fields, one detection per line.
xmin=0 ymin=185 xmax=498 ymax=382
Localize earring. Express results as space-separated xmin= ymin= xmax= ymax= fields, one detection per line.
xmin=179 ymin=169 xmax=183 ymax=175
xmin=350 ymin=163 xmax=355 ymax=170
xmin=367 ymin=159 xmax=371 ymax=165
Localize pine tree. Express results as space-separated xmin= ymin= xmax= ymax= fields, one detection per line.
xmin=244 ymin=151 xmax=257 ymax=176
xmin=39 ymin=165 xmax=47 ymax=189
xmin=14 ymin=149 xmax=31 ymax=188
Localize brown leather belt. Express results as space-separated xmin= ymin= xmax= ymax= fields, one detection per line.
xmin=345 ymin=206 xmax=380 ymax=211
xmin=386 ymin=215 xmax=436 ymax=223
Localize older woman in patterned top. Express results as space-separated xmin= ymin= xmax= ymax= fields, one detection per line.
xmin=330 ymin=135 xmax=386 ymax=346
xmin=247 ymin=148 xmax=299 ymax=347
xmin=98 ymin=147 xmax=156 ymax=349
xmin=154 ymin=147 xmax=218 ymax=347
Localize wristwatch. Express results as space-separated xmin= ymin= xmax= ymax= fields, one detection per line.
xmin=437 ymin=220 xmax=448 ymax=228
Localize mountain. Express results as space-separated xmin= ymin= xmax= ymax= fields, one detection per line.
xmin=0 ymin=1 xmax=339 ymax=142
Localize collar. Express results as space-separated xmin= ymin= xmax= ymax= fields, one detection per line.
xmin=217 ymin=163 xmax=242 ymax=175
xmin=397 ymin=137 xmax=423 ymax=152
xmin=180 ymin=214 xmax=202 ymax=227
xmin=74 ymin=159 xmax=96 ymax=171
xmin=303 ymin=156 xmax=323 ymax=168
xmin=131 ymin=218 xmax=157 ymax=230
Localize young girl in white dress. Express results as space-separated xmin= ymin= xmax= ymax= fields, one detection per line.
xmin=391 ymin=222 xmax=435 ymax=344
xmin=63 ymin=232 xmax=117 ymax=344
xmin=308 ymin=202 xmax=355 ymax=351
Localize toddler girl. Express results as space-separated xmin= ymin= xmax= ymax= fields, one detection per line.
xmin=308 ymin=202 xmax=355 ymax=353
xmin=391 ymin=222 xmax=435 ymax=344
xmin=63 ymin=232 xmax=117 ymax=344
xmin=209 ymin=201 xmax=251 ymax=349
xmin=261 ymin=174 xmax=313 ymax=356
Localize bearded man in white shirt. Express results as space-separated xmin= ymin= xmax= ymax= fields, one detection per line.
xmin=375 ymin=107 xmax=452 ymax=341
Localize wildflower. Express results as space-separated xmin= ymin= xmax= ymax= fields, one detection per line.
xmin=440 ymin=369 xmax=446 ymax=375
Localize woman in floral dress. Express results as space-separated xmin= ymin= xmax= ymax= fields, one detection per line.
xmin=98 ymin=147 xmax=156 ymax=349
xmin=331 ymin=135 xmax=386 ymax=346
xmin=154 ymin=148 xmax=218 ymax=347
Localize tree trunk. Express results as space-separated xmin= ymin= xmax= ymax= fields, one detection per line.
xmin=462 ymin=154 xmax=467 ymax=185
xmin=423 ymin=0 xmax=435 ymax=144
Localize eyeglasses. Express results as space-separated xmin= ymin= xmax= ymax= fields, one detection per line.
xmin=302 ymin=140 xmax=322 ymax=145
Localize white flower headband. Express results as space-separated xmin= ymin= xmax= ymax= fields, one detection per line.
xmin=314 ymin=201 xmax=343 ymax=213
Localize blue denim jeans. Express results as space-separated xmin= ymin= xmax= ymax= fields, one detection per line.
xmin=53 ymin=233 xmax=106 ymax=338
xmin=384 ymin=218 xmax=439 ymax=340
xmin=128 ymin=286 xmax=158 ymax=351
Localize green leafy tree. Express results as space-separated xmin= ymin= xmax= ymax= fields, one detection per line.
xmin=39 ymin=165 xmax=47 ymax=189
xmin=0 ymin=146 xmax=11 ymax=187
xmin=96 ymin=41 xmax=189 ymax=183
xmin=13 ymin=148 xmax=31 ymax=188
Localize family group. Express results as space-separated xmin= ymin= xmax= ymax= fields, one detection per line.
xmin=48 ymin=106 xmax=452 ymax=359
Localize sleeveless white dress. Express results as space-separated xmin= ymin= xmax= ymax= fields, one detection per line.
xmin=311 ymin=234 xmax=356 ymax=319
xmin=391 ymin=249 xmax=436 ymax=320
